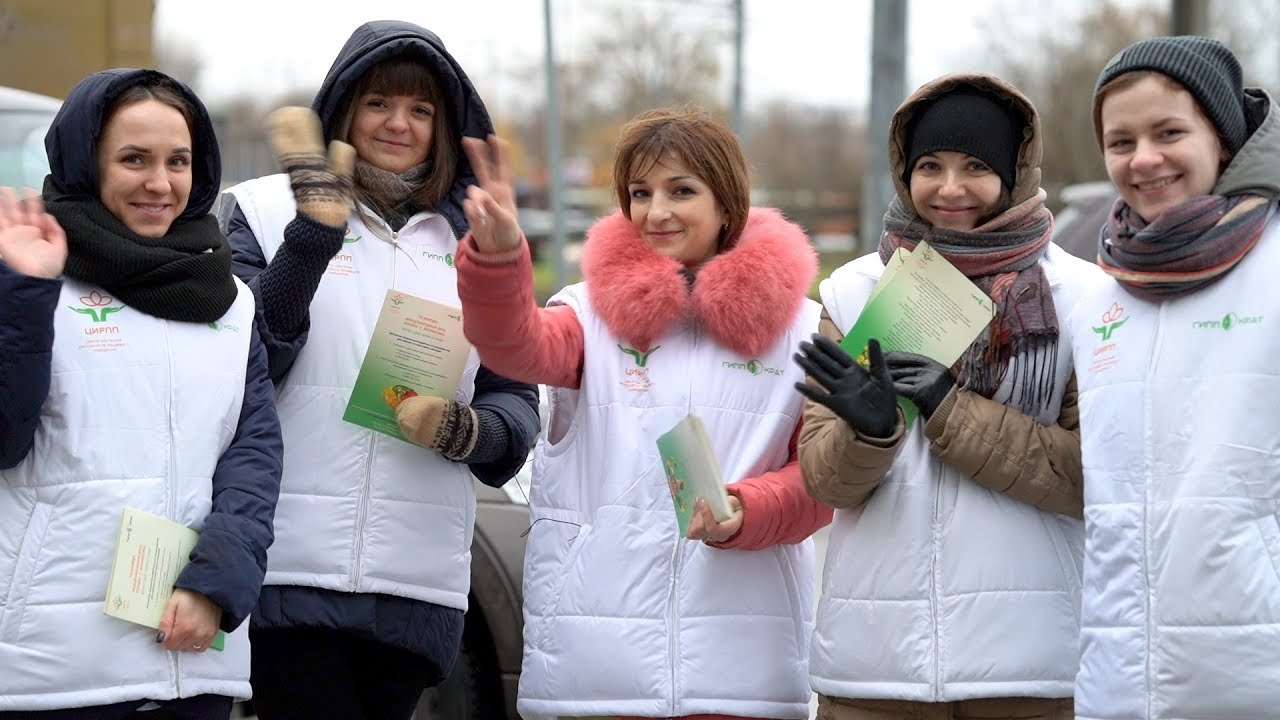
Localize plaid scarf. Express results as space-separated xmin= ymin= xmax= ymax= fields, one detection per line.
xmin=880 ymin=190 xmax=1058 ymax=412
xmin=1098 ymin=194 xmax=1276 ymax=301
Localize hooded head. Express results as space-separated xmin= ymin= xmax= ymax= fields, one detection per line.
xmin=44 ymin=68 xmax=221 ymax=230
xmin=888 ymin=73 xmax=1041 ymax=225
xmin=312 ymin=21 xmax=494 ymax=231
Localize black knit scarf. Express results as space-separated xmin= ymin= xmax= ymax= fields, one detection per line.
xmin=43 ymin=181 xmax=237 ymax=323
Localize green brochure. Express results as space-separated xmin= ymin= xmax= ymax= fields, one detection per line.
xmin=656 ymin=414 xmax=733 ymax=537
xmin=840 ymin=242 xmax=995 ymax=427
xmin=343 ymin=290 xmax=472 ymax=442
xmin=104 ymin=507 xmax=226 ymax=651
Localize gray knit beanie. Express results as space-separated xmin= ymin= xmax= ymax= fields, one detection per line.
xmin=1092 ymin=36 xmax=1246 ymax=153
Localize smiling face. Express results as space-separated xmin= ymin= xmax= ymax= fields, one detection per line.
xmin=96 ymin=99 xmax=193 ymax=237
xmin=350 ymin=93 xmax=435 ymax=174
xmin=1100 ymin=74 xmax=1228 ymax=223
xmin=908 ymin=151 xmax=1005 ymax=231
xmin=626 ymin=154 xmax=727 ymax=268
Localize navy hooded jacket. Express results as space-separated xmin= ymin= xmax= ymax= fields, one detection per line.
xmin=222 ymin=22 xmax=538 ymax=677
xmin=1 ymin=68 xmax=283 ymax=634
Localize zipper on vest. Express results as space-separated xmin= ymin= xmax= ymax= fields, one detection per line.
xmin=667 ymin=321 xmax=700 ymax=714
xmin=930 ymin=460 xmax=944 ymax=699
xmin=667 ymin=535 xmax=684 ymax=715
xmin=163 ymin=319 xmax=182 ymax=694
xmin=164 ymin=321 xmax=178 ymax=522
xmin=353 ymin=432 xmax=378 ymax=589
xmin=1140 ymin=305 xmax=1165 ymax=720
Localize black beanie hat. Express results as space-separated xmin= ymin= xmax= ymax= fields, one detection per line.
xmin=904 ymin=86 xmax=1024 ymax=191
xmin=1093 ymin=36 xmax=1246 ymax=154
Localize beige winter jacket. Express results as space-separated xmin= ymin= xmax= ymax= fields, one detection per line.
xmin=800 ymin=72 xmax=1083 ymax=519
xmin=800 ymin=310 xmax=1083 ymax=517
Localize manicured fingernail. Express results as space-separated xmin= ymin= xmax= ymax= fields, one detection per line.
xmin=155 ymin=631 xmax=165 ymax=643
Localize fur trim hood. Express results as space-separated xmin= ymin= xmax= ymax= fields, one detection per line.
xmin=580 ymin=207 xmax=817 ymax=357
xmin=889 ymin=73 xmax=1044 ymax=214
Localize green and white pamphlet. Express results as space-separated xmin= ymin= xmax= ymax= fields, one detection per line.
xmin=840 ymin=241 xmax=995 ymax=426
xmin=104 ymin=507 xmax=225 ymax=651
xmin=656 ymin=415 xmax=734 ymax=537
xmin=343 ymin=290 xmax=472 ymax=442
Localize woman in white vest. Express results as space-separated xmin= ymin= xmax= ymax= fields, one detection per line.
xmin=454 ymin=107 xmax=831 ymax=720
xmin=796 ymin=74 xmax=1102 ymax=720
xmin=1069 ymin=37 xmax=1280 ymax=720
xmin=0 ymin=70 xmax=283 ymax=719
xmin=218 ymin=21 xmax=540 ymax=720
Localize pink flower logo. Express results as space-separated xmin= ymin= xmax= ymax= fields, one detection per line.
xmin=1093 ymin=302 xmax=1128 ymax=341
xmin=69 ymin=291 xmax=123 ymax=322
xmin=80 ymin=291 xmax=114 ymax=307
xmin=1101 ymin=302 xmax=1125 ymax=323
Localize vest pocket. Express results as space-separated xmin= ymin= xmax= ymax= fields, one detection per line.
xmin=1 ymin=502 xmax=53 ymax=644
xmin=1042 ymin=514 xmax=1083 ymax=593
xmin=536 ymin=520 xmax=593 ymax=647
xmin=1256 ymin=511 xmax=1280 ymax=583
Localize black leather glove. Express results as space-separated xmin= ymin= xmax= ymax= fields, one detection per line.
xmin=884 ymin=351 xmax=955 ymax=419
xmin=793 ymin=334 xmax=897 ymax=439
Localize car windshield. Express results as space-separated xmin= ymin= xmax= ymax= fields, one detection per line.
xmin=0 ymin=109 xmax=54 ymax=189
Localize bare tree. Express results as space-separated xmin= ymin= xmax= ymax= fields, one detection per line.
xmin=982 ymin=0 xmax=1280 ymax=200
xmin=505 ymin=3 xmax=729 ymax=211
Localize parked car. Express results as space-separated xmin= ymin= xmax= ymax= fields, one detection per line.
xmin=0 ymin=85 xmax=59 ymax=189
xmin=413 ymin=464 xmax=532 ymax=720
xmin=1052 ymin=181 xmax=1117 ymax=262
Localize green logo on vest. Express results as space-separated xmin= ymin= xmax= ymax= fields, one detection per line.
xmin=69 ymin=291 xmax=123 ymax=323
xmin=723 ymin=359 xmax=782 ymax=376
xmin=423 ymin=250 xmax=455 ymax=267
xmin=618 ymin=344 xmax=660 ymax=367
xmin=1192 ymin=311 xmax=1263 ymax=330
xmin=1092 ymin=302 xmax=1127 ymax=341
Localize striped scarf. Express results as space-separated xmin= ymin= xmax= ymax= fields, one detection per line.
xmin=1098 ymin=194 xmax=1276 ymax=301
xmin=880 ymin=190 xmax=1058 ymax=413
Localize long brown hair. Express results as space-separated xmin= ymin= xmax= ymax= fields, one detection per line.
xmin=612 ymin=106 xmax=750 ymax=251
xmin=337 ymin=58 xmax=456 ymax=222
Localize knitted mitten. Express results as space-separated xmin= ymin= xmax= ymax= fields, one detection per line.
xmin=395 ymin=395 xmax=480 ymax=460
xmin=266 ymin=107 xmax=355 ymax=228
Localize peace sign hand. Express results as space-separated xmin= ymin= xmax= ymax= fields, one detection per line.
xmin=461 ymin=135 xmax=522 ymax=254
xmin=0 ymin=187 xmax=68 ymax=280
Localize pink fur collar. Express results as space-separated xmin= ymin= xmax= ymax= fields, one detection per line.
xmin=580 ymin=207 xmax=817 ymax=357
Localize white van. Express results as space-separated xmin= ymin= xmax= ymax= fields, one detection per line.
xmin=0 ymin=85 xmax=60 ymax=189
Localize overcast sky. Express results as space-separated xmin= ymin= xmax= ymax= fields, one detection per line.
xmin=155 ymin=0 xmax=1027 ymax=111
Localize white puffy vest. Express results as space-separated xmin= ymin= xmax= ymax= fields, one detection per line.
xmin=811 ymin=244 xmax=1096 ymax=702
xmin=225 ymin=175 xmax=480 ymax=610
xmin=516 ymin=283 xmax=821 ymax=720
xmin=1069 ymin=220 xmax=1280 ymax=720
xmin=0 ymin=278 xmax=256 ymax=710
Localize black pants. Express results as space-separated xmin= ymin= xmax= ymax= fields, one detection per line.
xmin=249 ymin=627 xmax=437 ymax=720
xmin=0 ymin=695 xmax=232 ymax=720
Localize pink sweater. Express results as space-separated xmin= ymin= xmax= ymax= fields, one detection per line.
xmin=455 ymin=233 xmax=831 ymax=551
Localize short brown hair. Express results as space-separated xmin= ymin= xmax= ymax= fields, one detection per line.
xmin=340 ymin=58 xmax=456 ymax=212
xmin=612 ymin=107 xmax=750 ymax=251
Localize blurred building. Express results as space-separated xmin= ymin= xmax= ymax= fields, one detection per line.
xmin=0 ymin=0 xmax=154 ymax=99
